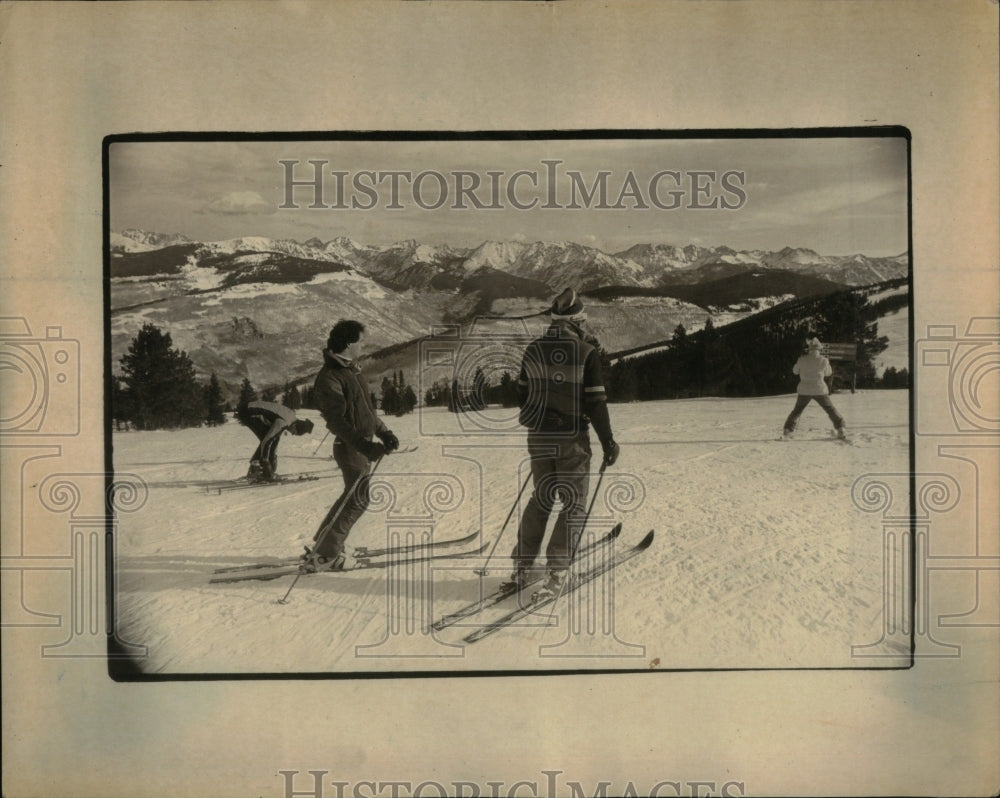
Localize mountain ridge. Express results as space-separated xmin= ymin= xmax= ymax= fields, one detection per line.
xmin=108 ymin=230 xmax=909 ymax=399
xmin=111 ymin=229 xmax=907 ymax=291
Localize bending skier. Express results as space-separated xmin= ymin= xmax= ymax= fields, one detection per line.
xmin=302 ymin=320 xmax=400 ymax=572
xmin=237 ymin=400 xmax=314 ymax=483
xmin=504 ymin=288 xmax=620 ymax=599
xmin=783 ymin=337 xmax=847 ymax=439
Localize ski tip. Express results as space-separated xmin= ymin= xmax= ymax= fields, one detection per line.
xmin=637 ymin=529 xmax=655 ymax=548
xmin=610 ymin=522 xmax=623 ymax=538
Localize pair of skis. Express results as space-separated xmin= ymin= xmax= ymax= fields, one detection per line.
xmin=431 ymin=523 xmax=655 ymax=644
xmin=209 ymin=439 xmax=655 ymax=640
xmin=431 ymin=523 xmax=622 ymax=631
xmin=206 ymin=445 xmax=420 ymax=494
xmin=209 ymin=529 xmax=484 ymax=583
xmin=204 ymin=472 xmax=325 ymax=494
xmin=211 ymin=522 xmax=654 ymax=645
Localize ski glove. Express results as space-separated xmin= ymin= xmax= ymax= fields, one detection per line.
xmin=377 ymin=430 xmax=400 ymax=452
xmin=601 ymin=439 xmax=620 ymax=467
xmin=357 ymin=440 xmax=387 ymax=462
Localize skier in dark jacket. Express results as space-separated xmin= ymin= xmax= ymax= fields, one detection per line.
xmin=236 ymin=400 xmax=314 ymax=483
xmin=504 ymin=288 xmax=620 ymax=599
xmin=303 ymin=320 xmax=400 ymax=572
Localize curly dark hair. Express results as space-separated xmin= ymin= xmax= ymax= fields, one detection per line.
xmin=327 ymin=320 xmax=366 ymax=354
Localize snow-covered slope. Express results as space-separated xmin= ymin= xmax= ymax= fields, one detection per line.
xmin=113 ymin=390 xmax=909 ymax=674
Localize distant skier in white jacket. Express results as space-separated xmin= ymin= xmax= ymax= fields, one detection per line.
xmin=783 ymin=337 xmax=846 ymax=439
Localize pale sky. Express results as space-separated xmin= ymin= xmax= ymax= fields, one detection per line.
xmin=109 ymin=135 xmax=909 ymax=257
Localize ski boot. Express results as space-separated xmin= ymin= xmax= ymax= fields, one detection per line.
xmin=299 ymin=552 xmax=347 ymax=574
xmin=263 ymin=457 xmax=277 ymax=482
xmin=498 ymin=566 xmax=532 ymax=594
xmin=531 ymin=569 xmax=570 ymax=602
xmin=247 ymin=460 xmax=267 ymax=483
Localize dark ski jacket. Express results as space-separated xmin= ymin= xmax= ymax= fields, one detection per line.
xmin=312 ymin=350 xmax=388 ymax=451
xmin=516 ymin=320 xmax=614 ymax=446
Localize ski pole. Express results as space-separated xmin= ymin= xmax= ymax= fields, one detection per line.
xmin=278 ymin=454 xmax=385 ymax=605
xmin=312 ymin=431 xmax=330 ymax=455
xmin=568 ymin=460 xmax=608 ymax=565
xmin=473 ymin=470 xmax=533 ymax=576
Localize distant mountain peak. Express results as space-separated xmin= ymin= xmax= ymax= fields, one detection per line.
xmin=113 ymin=229 xmax=192 ymax=252
xmin=111 ymin=229 xmax=908 ymax=296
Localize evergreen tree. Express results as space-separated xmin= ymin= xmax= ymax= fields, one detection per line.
xmin=381 ymin=376 xmax=400 ymax=416
xmin=608 ymin=357 xmax=638 ymax=402
xmin=880 ymin=366 xmax=909 ymax=389
xmin=238 ymin=377 xmax=257 ymax=407
xmin=424 ymin=379 xmax=452 ymax=408
xmin=498 ymin=371 xmax=519 ymax=407
xmin=235 ymin=377 xmax=257 ymax=421
xmin=471 ymin=368 xmax=488 ymax=410
xmin=610 ymin=288 xmax=890 ymax=399
xmin=808 ymin=292 xmax=888 ymax=390
xmin=118 ymin=323 xmax=205 ymax=430
xmin=402 ymin=385 xmax=418 ymax=414
xmin=694 ymin=317 xmax=720 ymax=397
xmin=204 ymin=372 xmax=227 ymax=426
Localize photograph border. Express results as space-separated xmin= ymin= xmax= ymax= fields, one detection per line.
xmin=102 ymin=125 xmax=917 ymax=682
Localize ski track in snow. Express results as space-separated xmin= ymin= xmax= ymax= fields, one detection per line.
xmin=113 ymin=392 xmax=909 ymax=674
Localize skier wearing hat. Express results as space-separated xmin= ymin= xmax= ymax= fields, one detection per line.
xmin=302 ymin=319 xmax=400 ymax=572
xmin=236 ymin=400 xmax=315 ymax=483
xmin=504 ymin=287 xmax=621 ymax=599
xmin=783 ymin=337 xmax=847 ymax=439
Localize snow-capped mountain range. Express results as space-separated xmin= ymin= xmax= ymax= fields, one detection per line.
xmin=108 ymin=229 xmax=908 ymax=396
xmin=111 ymin=229 xmax=907 ymax=291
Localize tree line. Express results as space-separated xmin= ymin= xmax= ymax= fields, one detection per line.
xmin=113 ymin=286 xmax=907 ymax=431
xmin=603 ymin=288 xmax=903 ymax=401
xmin=112 ymin=323 xmax=424 ymax=431
xmin=422 ymin=368 xmax=519 ymax=412
xmin=112 ymin=324 xmax=227 ymax=430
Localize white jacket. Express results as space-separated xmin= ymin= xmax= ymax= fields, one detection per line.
xmin=793 ymin=352 xmax=832 ymax=395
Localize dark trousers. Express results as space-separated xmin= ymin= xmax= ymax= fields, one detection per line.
xmin=784 ymin=394 xmax=845 ymax=433
xmin=511 ymin=431 xmax=592 ymax=572
xmin=312 ymin=441 xmax=372 ymax=558
xmin=245 ymin=417 xmax=280 ymax=471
